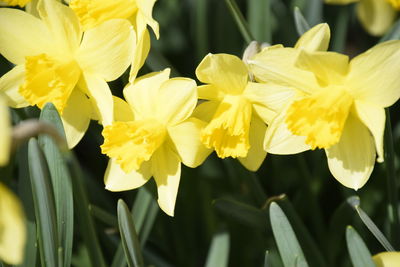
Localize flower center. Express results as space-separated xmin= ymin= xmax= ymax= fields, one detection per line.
xmin=70 ymin=0 xmax=137 ymax=30
xmin=385 ymin=0 xmax=400 ymax=10
xmin=201 ymin=95 xmax=252 ymax=158
xmin=1 ymin=0 xmax=30 ymax=7
xmin=101 ymin=119 xmax=166 ymax=173
xmin=286 ymin=86 xmax=353 ymax=150
xmin=19 ymin=54 xmax=81 ymax=114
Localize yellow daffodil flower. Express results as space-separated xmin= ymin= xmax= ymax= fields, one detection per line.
xmin=250 ymin=23 xmax=400 ymax=190
xmin=194 ymin=53 xmax=294 ymax=171
xmin=101 ymin=69 xmax=211 ymax=216
xmin=0 ymin=0 xmax=135 ymax=148
xmin=0 ymin=96 xmax=26 ymax=265
xmin=325 ymin=0 xmax=398 ymax=36
xmin=373 ymin=252 xmax=400 ymax=267
xmin=0 ymin=0 xmax=30 ymax=7
xmin=69 ymin=0 xmax=157 ymax=81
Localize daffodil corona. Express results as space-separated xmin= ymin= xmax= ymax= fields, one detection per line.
xmin=101 ymin=69 xmax=211 ymax=216
xmin=0 ymin=0 xmax=135 ymax=148
xmin=195 ymin=53 xmax=294 ymax=171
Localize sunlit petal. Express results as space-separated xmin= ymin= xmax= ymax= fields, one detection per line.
xmin=0 ymin=98 xmax=11 ymax=166
xmin=356 ymin=0 xmax=396 ymax=36
xmin=129 ymin=29 xmax=150 ymax=82
xmin=113 ymin=96 xmax=134 ymax=122
xmin=294 ymin=23 xmax=331 ymax=51
xmin=0 ymin=65 xmax=29 ymax=108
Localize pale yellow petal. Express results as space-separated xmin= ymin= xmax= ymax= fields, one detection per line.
xmin=0 ymin=183 xmax=26 ymax=265
xmin=0 ymin=65 xmax=29 ymax=108
xmin=196 ymin=53 xmax=248 ymax=94
xmin=168 ymin=117 xmax=212 ymax=168
xmin=151 ymin=145 xmax=181 ymax=216
xmin=113 ymin=96 xmax=134 ymax=122
xmin=295 ymin=50 xmax=349 ymax=85
xmin=264 ymin=106 xmax=310 ymax=154
xmin=104 ymin=158 xmax=151 ymax=191
xmin=77 ymin=19 xmax=135 ymax=81
xmin=347 ymin=40 xmax=400 ymax=107
xmin=373 ymin=252 xmax=400 ymax=267
xmin=61 ymin=90 xmax=91 ymax=148
xmin=192 ymin=101 xmax=220 ymax=123
xmin=356 ymin=0 xmax=396 ymax=36
xmin=156 ymin=78 xmax=197 ymax=126
xmin=136 ymin=0 xmax=159 ymax=38
xmin=325 ymin=114 xmax=375 ymax=190
xmin=244 ymin=82 xmax=297 ymax=124
xmin=238 ymin=116 xmax=267 ymax=171
xmin=37 ymin=0 xmax=82 ymax=56
xmin=354 ymin=101 xmax=385 ymax=163
xmin=124 ymin=69 xmax=170 ymax=119
xmin=0 ymin=8 xmax=50 ymax=64
xmin=295 ymin=23 xmax=331 ymax=52
xmin=249 ymin=46 xmax=319 ymax=94
xmin=83 ymin=73 xmax=113 ymax=125
xmin=198 ymin=84 xmax=225 ymax=101
xmin=0 ymin=98 xmax=11 ymax=166
xmin=129 ymin=28 xmax=150 ymax=82
xmin=25 ymin=0 xmax=40 ymax=17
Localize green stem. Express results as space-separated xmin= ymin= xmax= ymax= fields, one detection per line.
xmin=331 ymin=5 xmax=350 ymax=53
xmin=224 ymin=0 xmax=255 ymax=44
xmin=384 ymin=108 xmax=400 ymax=249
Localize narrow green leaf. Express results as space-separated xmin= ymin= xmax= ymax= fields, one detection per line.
xmin=304 ymin=0 xmax=322 ymax=26
xmin=28 ymin=138 xmax=58 ymax=267
xmin=331 ymin=6 xmax=350 ymax=52
xmin=294 ymin=7 xmax=310 ymax=36
xmin=347 ymin=196 xmax=395 ymax=251
xmin=213 ymin=198 xmax=268 ymax=231
xmin=18 ymin=221 xmax=37 ymax=267
xmin=90 ymin=205 xmax=118 ymax=228
xmin=269 ymin=202 xmax=308 ymax=267
xmin=65 ymin=153 xmax=106 ymax=267
xmin=194 ymin=0 xmax=209 ymax=60
xmin=248 ymin=0 xmax=272 ymax=43
xmin=205 ymin=231 xmax=230 ymax=267
xmin=264 ymin=251 xmax=269 ymax=267
xmin=117 ymin=199 xmax=145 ymax=267
xmin=38 ymin=103 xmax=73 ymax=267
xmin=380 ymin=18 xmax=400 ymax=42
xmin=224 ymin=0 xmax=255 ymax=44
xmin=346 ymin=226 xmax=375 ymax=267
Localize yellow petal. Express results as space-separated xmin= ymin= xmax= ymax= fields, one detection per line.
xmin=156 ymin=78 xmax=197 ymax=126
xmin=151 ymin=145 xmax=181 ymax=216
xmin=354 ymin=101 xmax=385 ymax=163
xmin=249 ymin=46 xmax=319 ymax=94
xmin=244 ymin=82 xmax=296 ymax=124
xmin=238 ymin=116 xmax=267 ymax=171
xmin=19 ymin=54 xmax=81 ymax=113
xmin=0 ymin=98 xmax=11 ymax=166
xmin=113 ymin=96 xmax=134 ymax=122
xmin=295 ymin=50 xmax=349 ymax=86
xmin=356 ymin=0 xmax=396 ymax=36
xmin=61 ymin=90 xmax=92 ymax=148
xmin=77 ymin=19 xmax=135 ymax=82
xmin=325 ymin=0 xmax=359 ymax=5
xmin=264 ymin=105 xmax=310 ymax=155
xmin=104 ymin=158 xmax=151 ymax=191
xmin=124 ymin=69 xmax=170 ymax=118
xmin=373 ymin=251 xmax=400 ymax=267
xmin=0 ymin=8 xmax=50 ymax=64
xmin=37 ymin=0 xmax=82 ymax=55
xmin=129 ymin=28 xmax=150 ymax=82
xmin=196 ymin=53 xmax=248 ymax=95
xmin=1 ymin=0 xmax=31 ymax=7
xmin=101 ymin=119 xmax=166 ymax=173
xmin=83 ymin=73 xmax=113 ymax=125
xmin=168 ymin=118 xmax=212 ymax=168
xmin=347 ymin=40 xmax=400 ymax=107
xmin=136 ymin=0 xmax=159 ymax=38
xmin=192 ymin=100 xmax=220 ymax=123
xmin=198 ymin=84 xmax=225 ymax=101
xmin=294 ymin=23 xmax=331 ymax=52
xmin=0 ymin=65 xmax=29 ymax=108
xmin=325 ymin=114 xmax=375 ymax=190
xmin=0 ymin=183 xmax=26 ymax=265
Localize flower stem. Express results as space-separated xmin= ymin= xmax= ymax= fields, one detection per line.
xmin=224 ymin=0 xmax=255 ymax=44
xmin=384 ymin=108 xmax=400 ymax=249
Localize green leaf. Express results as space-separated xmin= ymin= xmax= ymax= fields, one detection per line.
xmin=205 ymin=231 xmax=230 ymax=267
xmin=38 ymin=103 xmax=74 ymax=267
xmin=213 ymin=198 xmax=268 ymax=231
xmin=89 ymin=205 xmax=118 ymax=228
xmin=269 ymin=202 xmax=308 ymax=267
xmin=331 ymin=6 xmax=350 ymax=52
xmin=346 ymin=226 xmax=375 ymax=267
xmin=117 ymin=199 xmax=145 ymax=267
xmin=28 ymin=138 xmax=58 ymax=267
xmin=294 ymin=7 xmax=310 ymax=36
xmin=304 ymin=0 xmax=322 ymax=26
xmin=247 ymin=0 xmax=272 ymax=43
xmin=264 ymin=251 xmax=269 ymax=267
xmin=224 ymin=0 xmax=255 ymax=44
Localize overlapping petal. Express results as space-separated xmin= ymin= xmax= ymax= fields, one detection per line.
xmin=356 ymin=0 xmax=396 ymax=36
xmin=0 ymin=66 xmax=29 ymax=108
xmin=294 ymin=23 xmax=330 ymax=51
xmin=0 ymin=97 xmax=11 ymax=166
